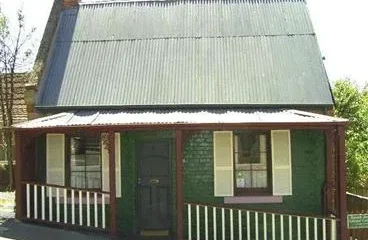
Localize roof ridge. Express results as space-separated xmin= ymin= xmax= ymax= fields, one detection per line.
xmin=80 ymin=0 xmax=306 ymax=7
xmin=56 ymin=33 xmax=316 ymax=44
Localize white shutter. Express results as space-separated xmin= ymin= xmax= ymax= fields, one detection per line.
xmin=101 ymin=133 xmax=122 ymax=197
xmin=213 ymin=131 xmax=234 ymax=197
xmin=46 ymin=134 xmax=65 ymax=186
xmin=271 ymin=130 xmax=292 ymax=196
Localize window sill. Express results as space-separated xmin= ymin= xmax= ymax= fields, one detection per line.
xmin=224 ymin=196 xmax=283 ymax=204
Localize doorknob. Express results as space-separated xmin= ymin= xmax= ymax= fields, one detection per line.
xmin=137 ymin=178 xmax=142 ymax=184
xmin=149 ymin=179 xmax=160 ymax=184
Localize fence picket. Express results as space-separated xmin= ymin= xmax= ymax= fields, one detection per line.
xmin=205 ymin=206 xmax=209 ymax=240
xmin=306 ymin=217 xmax=309 ymax=240
xmin=56 ymin=188 xmax=60 ymax=222
xmin=41 ymin=186 xmax=45 ymax=220
xmin=246 ymin=211 xmax=250 ymax=240
xmin=289 ymin=216 xmax=292 ymax=240
xmin=255 ymin=212 xmax=259 ymax=240
xmin=222 ymin=208 xmax=225 ymax=240
xmin=102 ymin=194 xmax=106 ymax=229
xmin=264 ymin=213 xmax=267 ymax=240
xmin=86 ymin=191 xmax=90 ymax=227
xmin=238 ymin=210 xmax=242 ymax=240
xmin=188 ymin=204 xmax=192 ymax=240
xmin=48 ymin=187 xmax=53 ymax=221
xmin=26 ymin=184 xmax=30 ymax=218
xmin=331 ymin=219 xmax=336 ymax=240
xmin=94 ymin=192 xmax=98 ymax=228
xmin=280 ymin=215 xmax=284 ymax=240
xmin=64 ymin=189 xmax=67 ymax=223
xmin=272 ymin=214 xmax=275 ymax=240
xmin=230 ymin=209 xmax=234 ymax=240
xmin=34 ymin=185 xmax=38 ymax=219
xmin=314 ymin=218 xmax=318 ymax=240
xmin=79 ymin=190 xmax=82 ymax=226
xmin=196 ymin=205 xmax=200 ymax=240
xmin=213 ymin=207 xmax=217 ymax=240
xmin=71 ymin=189 xmax=75 ymax=224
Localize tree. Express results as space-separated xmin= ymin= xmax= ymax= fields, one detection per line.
xmin=0 ymin=8 xmax=35 ymax=189
xmin=332 ymin=79 xmax=368 ymax=189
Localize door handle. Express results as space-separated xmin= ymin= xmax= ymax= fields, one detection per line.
xmin=137 ymin=178 xmax=142 ymax=185
xmin=149 ymin=179 xmax=160 ymax=184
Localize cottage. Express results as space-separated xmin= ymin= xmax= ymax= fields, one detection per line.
xmin=14 ymin=0 xmax=348 ymax=239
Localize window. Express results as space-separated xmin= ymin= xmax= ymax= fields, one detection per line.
xmin=233 ymin=131 xmax=271 ymax=195
xmin=68 ymin=134 xmax=102 ymax=190
xmin=213 ymin=130 xmax=292 ymax=198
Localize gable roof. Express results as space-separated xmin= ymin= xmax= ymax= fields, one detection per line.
xmin=37 ymin=0 xmax=333 ymax=109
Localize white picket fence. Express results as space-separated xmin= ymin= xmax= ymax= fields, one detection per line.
xmin=185 ymin=203 xmax=337 ymax=240
xmin=23 ymin=182 xmax=109 ymax=229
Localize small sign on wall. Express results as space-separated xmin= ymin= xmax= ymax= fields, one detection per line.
xmin=347 ymin=214 xmax=368 ymax=229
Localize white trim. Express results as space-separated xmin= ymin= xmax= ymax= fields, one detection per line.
xmin=115 ymin=132 xmax=122 ymax=198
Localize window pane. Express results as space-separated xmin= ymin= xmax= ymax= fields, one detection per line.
xmin=71 ymin=171 xmax=86 ymax=188
xmin=71 ymin=154 xmax=85 ymax=167
xmin=86 ymin=154 xmax=100 ymax=167
xmin=69 ymin=134 xmax=101 ymax=190
xmin=234 ymin=131 xmax=269 ymax=190
xmin=86 ymin=172 xmax=101 ymax=189
xmin=235 ymin=170 xmax=267 ymax=188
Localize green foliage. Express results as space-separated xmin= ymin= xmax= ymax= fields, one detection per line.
xmin=332 ymin=79 xmax=368 ymax=189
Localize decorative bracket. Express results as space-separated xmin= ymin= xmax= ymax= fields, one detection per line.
xmin=101 ymin=133 xmax=109 ymax=150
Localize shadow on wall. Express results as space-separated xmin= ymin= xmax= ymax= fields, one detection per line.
xmin=0 ymin=165 xmax=15 ymax=190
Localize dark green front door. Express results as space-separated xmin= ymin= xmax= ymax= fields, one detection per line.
xmin=137 ymin=141 xmax=171 ymax=230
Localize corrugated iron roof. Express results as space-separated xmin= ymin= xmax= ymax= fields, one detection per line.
xmin=59 ymin=0 xmax=313 ymax=41
xmin=13 ymin=109 xmax=347 ymax=129
xmin=37 ymin=0 xmax=333 ymax=108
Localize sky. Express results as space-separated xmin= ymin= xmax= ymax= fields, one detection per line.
xmin=0 ymin=0 xmax=367 ymax=88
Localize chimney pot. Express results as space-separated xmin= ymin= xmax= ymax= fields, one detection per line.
xmin=63 ymin=0 xmax=80 ymax=8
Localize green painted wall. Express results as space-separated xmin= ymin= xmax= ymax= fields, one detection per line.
xmin=34 ymin=129 xmax=326 ymax=237
xmin=182 ymin=130 xmax=326 ymax=239
xmin=183 ymin=130 xmax=326 ymax=214
xmin=117 ymin=130 xmax=326 ymax=235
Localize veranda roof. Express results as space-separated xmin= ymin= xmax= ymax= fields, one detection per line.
xmin=14 ymin=109 xmax=347 ymax=130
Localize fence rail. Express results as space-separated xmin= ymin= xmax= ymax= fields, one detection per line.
xmin=349 ymin=187 xmax=368 ymax=198
xmin=22 ymin=181 xmax=109 ymax=230
xmin=185 ymin=202 xmax=337 ymax=240
xmin=347 ymin=192 xmax=368 ymax=240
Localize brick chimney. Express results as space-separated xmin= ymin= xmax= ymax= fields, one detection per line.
xmin=63 ymin=0 xmax=80 ymax=8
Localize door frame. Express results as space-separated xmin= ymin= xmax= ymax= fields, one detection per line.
xmin=135 ymin=138 xmax=174 ymax=234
